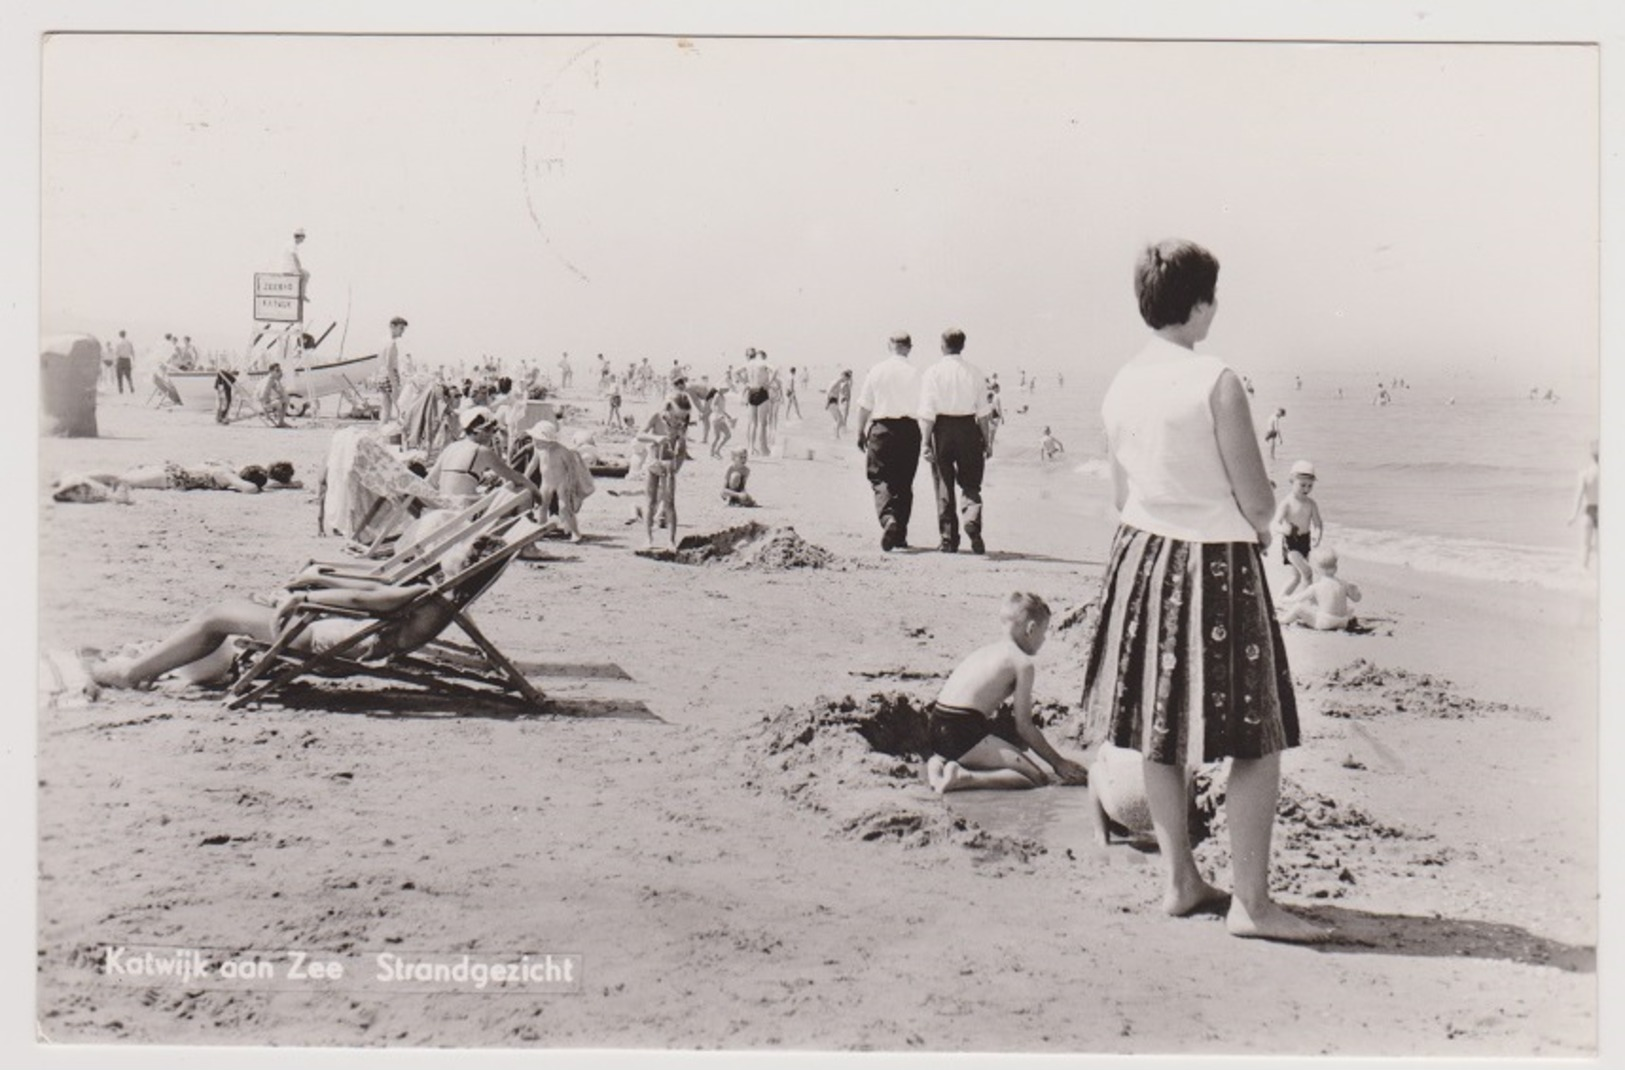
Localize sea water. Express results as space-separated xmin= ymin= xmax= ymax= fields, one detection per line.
xmin=983 ymin=364 xmax=1598 ymax=593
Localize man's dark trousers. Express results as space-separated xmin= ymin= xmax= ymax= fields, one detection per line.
xmin=929 ymin=414 xmax=984 ymax=549
xmin=865 ymin=417 xmax=922 ymax=541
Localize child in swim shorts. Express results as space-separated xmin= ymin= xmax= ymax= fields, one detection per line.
xmin=1270 ymin=459 xmax=1323 ymax=599
xmin=925 ymin=592 xmax=1088 ymax=794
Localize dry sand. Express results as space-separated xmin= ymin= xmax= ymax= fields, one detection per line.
xmin=34 ymin=390 xmax=1598 ymax=1056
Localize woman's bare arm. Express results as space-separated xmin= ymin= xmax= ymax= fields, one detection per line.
xmin=1211 ymin=369 xmax=1275 ymax=545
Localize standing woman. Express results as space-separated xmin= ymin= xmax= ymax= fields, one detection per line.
xmin=1082 ymin=239 xmax=1325 ymax=942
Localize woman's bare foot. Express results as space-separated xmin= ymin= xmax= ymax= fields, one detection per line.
xmin=1227 ymin=897 xmax=1331 ymax=942
xmin=1164 ymin=878 xmax=1230 ymax=917
xmin=926 ymin=755 xmax=946 ymax=790
xmin=86 ymin=655 xmax=138 ymax=690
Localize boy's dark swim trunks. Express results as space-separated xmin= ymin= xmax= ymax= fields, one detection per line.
xmin=1281 ymin=530 xmax=1312 ymax=564
xmin=928 ymin=701 xmax=993 ymax=761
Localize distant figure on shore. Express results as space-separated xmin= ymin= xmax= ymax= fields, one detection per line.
xmin=825 ymin=369 xmax=853 ymax=438
xmin=214 ymin=368 xmax=238 ymax=424
xmin=379 ymin=317 xmax=408 ymax=423
xmin=720 ymin=447 xmax=756 ymax=507
xmin=1039 ymin=426 xmax=1064 ymax=463
xmin=709 ymin=389 xmax=737 ymax=457
xmin=854 ymin=332 xmax=922 ymax=552
xmin=1568 ymin=440 xmax=1599 ymax=570
xmin=1264 ymin=407 xmax=1286 ymax=460
xmin=1083 ymin=237 xmax=1324 ymax=942
xmin=1278 ymin=546 xmax=1362 ymax=631
xmin=559 ymin=352 xmax=573 ymax=389
xmin=113 ymin=330 xmax=136 ymax=394
xmin=1271 ymin=460 xmax=1323 ymax=599
xmin=640 ymin=395 xmax=692 ymax=549
xmin=258 ymin=363 xmax=290 ymax=427
xmin=744 ymin=350 xmax=777 ymax=457
xmin=918 ymin=328 xmax=992 ymax=555
xmin=283 ymin=228 xmax=310 ymax=299
xmin=925 ymin=593 xmax=1087 ymax=793
xmin=784 ymin=366 xmax=803 ymax=420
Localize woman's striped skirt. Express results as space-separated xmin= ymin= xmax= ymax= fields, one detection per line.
xmin=1081 ymin=524 xmax=1299 ymax=766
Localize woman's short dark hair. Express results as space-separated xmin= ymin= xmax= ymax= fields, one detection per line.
xmin=268 ymin=460 xmax=295 ymax=484
xmin=1134 ymin=239 xmax=1220 ymax=329
xmin=238 ymin=464 xmax=269 ymax=488
xmin=941 ymin=328 xmax=966 ymax=354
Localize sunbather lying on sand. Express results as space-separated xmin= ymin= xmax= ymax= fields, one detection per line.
xmin=86 ymin=534 xmax=502 ymax=690
xmin=54 ymin=462 xmax=274 ymax=501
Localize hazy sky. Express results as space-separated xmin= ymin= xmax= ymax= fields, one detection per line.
xmin=40 ymin=32 xmax=1597 ymax=391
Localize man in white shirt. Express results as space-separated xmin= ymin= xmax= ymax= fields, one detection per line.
xmin=855 ymin=331 xmax=923 ymax=551
xmin=380 ymin=316 xmax=407 ymax=422
xmin=917 ymin=327 xmax=992 ymax=554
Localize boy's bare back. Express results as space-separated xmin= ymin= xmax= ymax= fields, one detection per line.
xmin=935 ymin=639 xmax=1030 ymax=715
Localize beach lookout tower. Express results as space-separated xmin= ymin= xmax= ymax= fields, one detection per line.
xmin=251 ymin=270 xmax=307 ymax=367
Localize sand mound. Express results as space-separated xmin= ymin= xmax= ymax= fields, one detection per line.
xmin=741 ymin=692 xmax=1045 ymax=865
xmin=637 ymin=523 xmax=837 ymax=570
xmin=1190 ymin=768 xmax=1445 ymax=901
xmin=1307 ymin=658 xmax=1544 ymax=721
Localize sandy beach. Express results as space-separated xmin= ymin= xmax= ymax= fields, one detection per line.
xmin=35 ymin=389 xmax=1596 ymax=1057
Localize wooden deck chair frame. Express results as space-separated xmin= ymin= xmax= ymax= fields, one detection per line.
xmin=227 ymin=518 xmax=549 ymax=711
xmin=301 ymin=485 xmax=531 ymax=585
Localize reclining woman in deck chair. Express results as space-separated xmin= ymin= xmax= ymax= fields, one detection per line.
xmin=86 ymin=533 xmax=504 ymax=691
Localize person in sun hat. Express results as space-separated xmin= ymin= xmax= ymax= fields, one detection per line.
xmin=1270 ymin=459 xmax=1323 ymax=598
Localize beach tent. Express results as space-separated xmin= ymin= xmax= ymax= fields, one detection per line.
xmin=40 ymin=334 xmax=101 ymax=438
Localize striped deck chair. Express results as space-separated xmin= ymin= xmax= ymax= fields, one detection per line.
xmin=227 ymin=517 xmax=549 ymax=711
xmin=296 ymin=485 xmax=533 ymax=589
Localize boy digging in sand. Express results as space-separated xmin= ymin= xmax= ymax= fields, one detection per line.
xmin=926 ymin=593 xmax=1088 ymax=793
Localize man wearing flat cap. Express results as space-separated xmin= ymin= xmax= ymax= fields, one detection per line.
xmin=855 ymin=331 xmax=923 ymax=551
xmin=380 ymin=316 xmax=408 ymax=422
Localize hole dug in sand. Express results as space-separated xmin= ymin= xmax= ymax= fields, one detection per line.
xmin=744 ymin=692 xmax=1046 ymax=865
xmin=637 ymin=523 xmax=838 ymax=570
xmin=1307 ymin=658 xmax=1545 ymax=721
xmin=1189 ymin=767 xmax=1446 ymax=901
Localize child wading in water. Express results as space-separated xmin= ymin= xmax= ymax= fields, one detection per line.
xmin=1270 ymin=459 xmax=1323 ymax=599
xmin=1278 ymin=545 xmax=1362 ymax=630
xmin=925 ymin=593 xmax=1088 ymax=793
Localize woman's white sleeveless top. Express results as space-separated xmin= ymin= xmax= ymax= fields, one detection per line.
xmin=1101 ymin=336 xmax=1257 ymax=543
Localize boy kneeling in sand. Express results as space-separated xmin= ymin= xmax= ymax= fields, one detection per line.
xmin=926 ymin=592 xmax=1089 ymax=793
xmin=1278 ymin=546 xmax=1362 ymax=631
